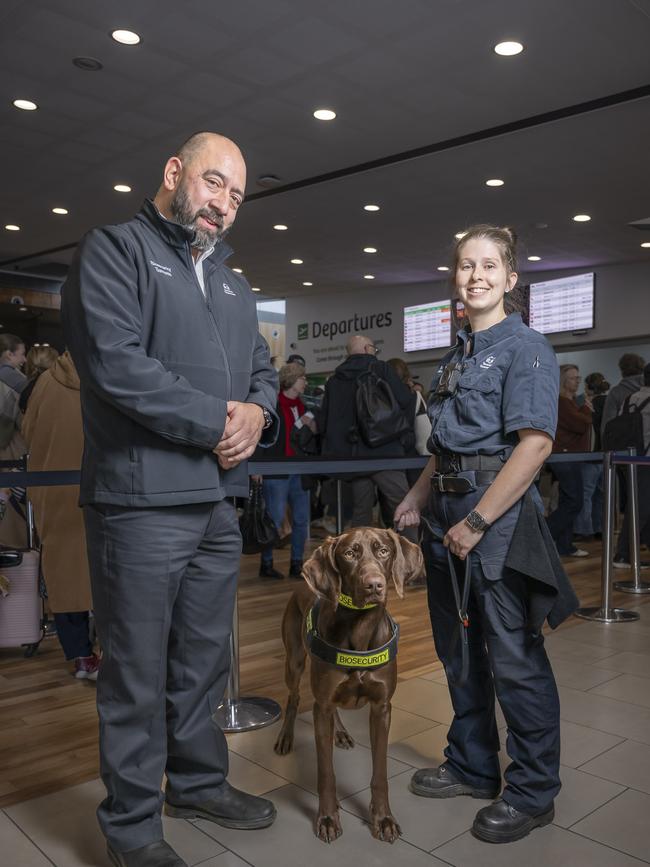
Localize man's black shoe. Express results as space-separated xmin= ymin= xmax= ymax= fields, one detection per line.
xmin=472 ymin=798 xmax=554 ymax=843
xmin=107 ymin=841 xmax=187 ymax=867
xmin=165 ymin=781 xmax=276 ymax=830
xmin=409 ymin=765 xmax=500 ymax=800
xmin=259 ymin=561 xmax=284 ymax=580
xmin=289 ymin=559 xmax=303 ymax=578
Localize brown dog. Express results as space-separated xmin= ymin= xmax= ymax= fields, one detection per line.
xmin=273 ymin=528 xmax=424 ymax=843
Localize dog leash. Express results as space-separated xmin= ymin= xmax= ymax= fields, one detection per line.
xmin=419 ymin=515 xmax=472 ymax=686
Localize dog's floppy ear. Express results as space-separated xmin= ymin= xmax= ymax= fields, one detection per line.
xmin=386 ymin=530 xmax=425 ymax=598
xmin=301 ymin=536 xmax=341 ymax=607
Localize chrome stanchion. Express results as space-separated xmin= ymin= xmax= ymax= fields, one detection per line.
xmin=615 ymin=456 xmax=650 ymax=594
xmin=575 ymin=452 xmax=640 ymax=622
xmin=213 ymin=592 xmax=281 ymax=732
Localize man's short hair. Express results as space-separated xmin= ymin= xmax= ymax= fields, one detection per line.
xmin=619 ymin=353 xmax=645 ymax=378
xmin=0 ymin=333 xmax=24 ymax=356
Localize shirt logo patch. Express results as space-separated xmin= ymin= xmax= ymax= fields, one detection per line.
xmin=480 ymin=355 xmax=496 ymax=370
xmin=223 ymin=282 xmax=236 ymax=296
xmin=533 ymin=355 xmax=540 ymax=368
xmin=150 ymin=260 xmax=172 ymax=277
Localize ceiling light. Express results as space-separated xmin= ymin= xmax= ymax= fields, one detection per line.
xmin=251 ymin=287 xmax=261 ymax=292
xmin=111 ymin=29 xmax=141 ymax=45
xmin=13 ymin=99 xmax=38 ymax=111
xmin=232 ymin=267 xmax=243 ymax=273
xmin=642 ymin=242 xmax=650 ymax=249
xmin=486 ymin=178 xmax=504 ymax=187
xmin=363 ymin=247 xmax=377 ymax=253
xmin=113 ymin=184 xmax=132 ymax=193
xmin=19 ymin=306 xmax=28 ymax=312
xmin=4 ymin=224 xmax=20 ymax=231
xmin=494 ymin=41 xmax=524 ymax=56
xmin=527 ymin=255 xmax=541 ymax=262
xmin=437 ymin=266 xmax=449 ymax=272
xmin=573 ymin=214 xmax=591 ymax=222
xmin=273 ymin=224 xmax=288 ymax=231
xmin=290 ymin=258 xmax=303 ymax=265
xmin=454 ymin=232 xmax=467 ymax=240
xmin=313 ymin=108 xmax=336 ymax=121
xmin=52 ymin=207 xmax=68 ymax=215
xmin=302 ymin=281 xmax=313 ymax=286
xmin=364 ymin=274 xmax=375 ymax=280
xmin=73 ymin=56 xmax=104 ymax=72
xmin=363 ymin=204 xmax=380 ymax=212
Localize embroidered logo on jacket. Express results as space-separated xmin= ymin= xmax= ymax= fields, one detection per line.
xmin=150 ymin=260 xmax=172 ymax=277
xmin=479 ymin=354 xmax=496 ymax=370
xmin=223 ymin=282 xmax=236 ymax=296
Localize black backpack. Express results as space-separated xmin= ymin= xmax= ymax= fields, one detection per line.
xmin=355 ymin=362 xmax=411 ymax=448
xmin=602 ymin=393 xmax=650 ymax=455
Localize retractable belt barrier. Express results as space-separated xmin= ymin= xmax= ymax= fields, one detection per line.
xmin=4 ymin=450 xmax=646 ymax=730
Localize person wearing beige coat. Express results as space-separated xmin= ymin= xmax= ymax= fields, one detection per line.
xmin=22 ymin=351 xmax=98 ymax=679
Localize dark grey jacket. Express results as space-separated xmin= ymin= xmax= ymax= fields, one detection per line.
xmin=62 ymin=200 xmax=278 ymax=507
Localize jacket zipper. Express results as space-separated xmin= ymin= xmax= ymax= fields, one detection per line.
xmin=185 ymin=246 xmax=232 ymax=399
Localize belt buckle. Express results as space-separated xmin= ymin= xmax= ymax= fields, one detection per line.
xmin=432 ymin=473 xmax=445 ymax=493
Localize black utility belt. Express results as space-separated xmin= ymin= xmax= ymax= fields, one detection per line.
xmin=431 ymin=471 xmax=498 ymax=493
xmin=435 ymin=452 xmax=509 ymax=474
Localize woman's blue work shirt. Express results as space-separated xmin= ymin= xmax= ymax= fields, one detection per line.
xmin=424 ymin=313 xmax=559 ymax=578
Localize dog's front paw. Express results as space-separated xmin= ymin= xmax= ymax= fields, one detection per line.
xmin=273 ymin=728 xmax=294 ymax=755
xmin=334 ymin=728 xmax=355 ymax=750
xmin=315 ymin=812 xmax=342 ymax=843
xmin=371 ymin=813 xmax=402 ymax=844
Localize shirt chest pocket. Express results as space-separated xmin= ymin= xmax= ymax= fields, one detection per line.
xmin=455 ymin=372 xmax=501 ymax=425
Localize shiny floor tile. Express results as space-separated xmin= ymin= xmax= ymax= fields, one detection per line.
xmin=596 ymin=650 xmax=650 ymax=679
xmin=543 ymin=634 xmax=620 ymax=665
xmin=387 ymin=723 xmax=450 ymax=769
xmin=589 ymin=673 xmax=650 ymax=708
xmin=553 ymin=765 xmax=625 ymax=828
xmin=391 ymin=678 xmax=455 ymax=724
xmin=558 ymin=685 xmax=650 ymax=744
xmin=557 ymin=720 xmax=624 ymax=769
xmin=549 ymin=657 xmax=621 ymax=691
xmin=580 ymin=739 xmax=650 ymax=793
xmin=572 ymin=788 xmax=650 ymax=862
xmin=0 ymin=811 xmax=52 ymax=867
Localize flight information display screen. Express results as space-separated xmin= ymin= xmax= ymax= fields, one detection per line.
xmin=403 ymin=299 xmax=452 ymax=352
xmin=529 ymin=272 xmax=595 ymax=334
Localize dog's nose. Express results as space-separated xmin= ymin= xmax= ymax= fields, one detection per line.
xmin=364 ymin=577 xmax=385 ymax=595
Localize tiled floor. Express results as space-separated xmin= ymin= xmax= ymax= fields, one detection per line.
xmin=4 ymin=611 xmax=650 ymax=866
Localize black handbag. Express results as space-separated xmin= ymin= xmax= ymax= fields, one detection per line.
xmin=239 ymin=479 xmax=279 ymax=554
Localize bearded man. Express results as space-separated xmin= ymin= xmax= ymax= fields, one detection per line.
xmin=62 ymin=133 xmax=279 ymax=867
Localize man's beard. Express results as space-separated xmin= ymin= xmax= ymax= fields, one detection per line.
xmin=170 ymin=183 xmax=229 ymax=252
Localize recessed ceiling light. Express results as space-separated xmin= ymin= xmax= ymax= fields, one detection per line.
xmin=111 ymin=29 xmax=141 ymax=45
xmin=113 ymin=184 xmax=132 ymax=193
xmin=232 ymin=267 xmax=243 ymax=273
xmin=251 ymin=287 xmax=261 ymax=292
xmin=527 ymin=255 xmax=542 ymax=262
xmin=437 ymin=266 xmax=450 ymax=272
xmin=363 ymin=247 xmax=377 ymax=253
xmin=494 ymin=41 xmax=524 ymax=56
xmin=52 ymin=207 xmax=68 ymax=215
xmin=641 ymin=242 xmax=650 ymax=249
xmin=486 ymin=178 xmax=505 ymax=187
xmin=363 ymin=204 xmax=380 ymax=212
xmin=73 ymin=56 xmax=104 ymax=72
xmin=313 ymin=108 xmax=336 ymax=121
xmin=290 ymin=258 xmax=303 ymax=265
xmin=13 ymin=99 xmax=38 ymax=111
xmin=19 ymin=306 xmax=28 ymax=312
xmin=454 ymin=232 xmax=467 ymax=240
xmin=273 ymin=224 xmax=288 ymax=231
xmin=302 ymin=281 xmax=313 ymax=286
xmin=4 ymin=224 xmax=20 ymax=231
xmin=573 ymin=214 xmax=591 ymax=222
xmin=364 ymin=274 xmax=375 ymax=280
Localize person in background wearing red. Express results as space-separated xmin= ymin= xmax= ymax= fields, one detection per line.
xmin=546 ymin=364 xmax=592 ymax=557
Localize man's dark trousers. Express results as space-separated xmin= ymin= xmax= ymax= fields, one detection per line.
xmin=84 ymin=499 xmax=241 ymax=853
xmin=424 ymin=540 xmax=561 ymax=815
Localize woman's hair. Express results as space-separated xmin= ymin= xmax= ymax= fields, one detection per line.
xmin=618 ymin=353 xmax=645 ymax=378
xmin=0 ymin=333 xmax=25 ymax=356
xmin=386 ymin=357 xmax=411 ymax=383
xmin=453 ymin=225 xmax=518 ymax=275
xmin=279 ymin=362 xmax=306 ymax=391
xmin=559 ymin=364 xmax=579 ymax=392
xmin=585 ymin=372 xmax=610 ymax=395
xmin=25 ymin=345 xmax=58 ymax=380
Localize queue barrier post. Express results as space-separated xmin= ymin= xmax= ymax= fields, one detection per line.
xmin=575 ymin=451 xmax=640 ymax=623
xmin=614 ymin=453 xmax=650 ymax=595
xmin=212 ymin=591 xmax=281 ymax=732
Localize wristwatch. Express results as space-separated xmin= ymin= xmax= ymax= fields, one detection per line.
xmin=465 ymin=510 xmax=491 ymax=533
xmin=260 ymin=407 xmax=273 ymax=430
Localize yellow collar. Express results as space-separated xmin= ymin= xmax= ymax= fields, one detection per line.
xmin=338 ymin=593 xmax=378 ymax=610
